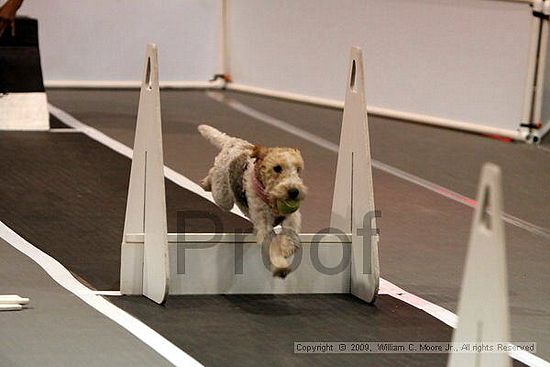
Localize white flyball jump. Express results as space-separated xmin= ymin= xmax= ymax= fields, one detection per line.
xmin=120 ymin=44 xmax=170 ymax=304
xmin=120 ymin=44 xmax=380 ymax=304
xmin=448 ymin=163 xmax=511 ymax=367
xmin=331 ymin=50 xmax=380 ymax=302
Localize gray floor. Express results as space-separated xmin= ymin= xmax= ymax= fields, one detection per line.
xmin=46 ymin=88 xmax=550 ymax=361
xmin=0 ymin=124 xmax=456 ymax=367
xmin=0 ymin=238 xmax=174 ymax=367
xmin=46 ymin=89 xmax=550 ymax=230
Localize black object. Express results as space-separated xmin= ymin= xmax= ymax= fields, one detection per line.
xmin=533 ymin=10 xmax=550 ymax=20
xmin=0 ymin=17 xmax=45 ymax=93
xmin=520 ymin=122 xmax=541 ymax=129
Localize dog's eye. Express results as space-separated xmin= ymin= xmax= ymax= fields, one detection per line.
xmin=273 ymin=165 xmax=282 ymax=173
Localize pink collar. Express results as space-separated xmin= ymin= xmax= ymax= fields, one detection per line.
xmin=251 ymin=162 xmax=272 ymax=207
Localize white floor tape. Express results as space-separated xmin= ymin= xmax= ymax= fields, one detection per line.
xmin=0 ymin=221 xmax=202 ymax=367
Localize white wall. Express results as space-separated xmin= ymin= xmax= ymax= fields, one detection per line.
xmin=227 ymin=0 xmax=534 ymax=133
xmin=19 ymin=0 xmax=218 ymax=82
xmin=15 ymin=0 xmax=536 ymax=136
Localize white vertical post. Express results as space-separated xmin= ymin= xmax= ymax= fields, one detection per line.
xmin=448 ymin=163 xmax=510 ymax=367
xmin=216 ymin=0 xmax=229 ymax=77
xmin=330 ymin=47 xmax=379 ymax=303
xmin=530 ymin=0 xmax=550 ymax=143
xmin=120 ymin=44 xmax=169 ymax=304
xmin=533 ymin=1 xmax=549 ymax=125
xmin=522 ymin=0 xmax=544 ymax=133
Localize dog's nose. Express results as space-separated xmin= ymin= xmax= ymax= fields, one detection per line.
xmin=288 ymin=188 xmax=299 ymax=199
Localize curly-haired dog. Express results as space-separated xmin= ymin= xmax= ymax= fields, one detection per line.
xmin=198 ymin=124 xmax=307 ymax=277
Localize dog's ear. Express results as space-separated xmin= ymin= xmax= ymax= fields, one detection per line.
xmin=251 ymin=145 xmax=268 ymax=160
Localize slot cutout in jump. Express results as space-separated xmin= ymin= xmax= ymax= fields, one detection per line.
xmin=350 ymin=59 xmax=357 ymax=91
xmin=480 ymin=186 xmax=492 ymax=231
xmin=145 ymin=58 xmax=152 ymax=90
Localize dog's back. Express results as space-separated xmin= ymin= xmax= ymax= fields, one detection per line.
xmin=198 ymin=124 xmax=254 ymax=211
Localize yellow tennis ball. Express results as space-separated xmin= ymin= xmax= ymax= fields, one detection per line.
xmin=277 ymin=199 xmax=300 ymax=214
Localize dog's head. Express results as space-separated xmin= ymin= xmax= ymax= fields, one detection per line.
xmin=252 ymin=145 xmax=307 ymax=213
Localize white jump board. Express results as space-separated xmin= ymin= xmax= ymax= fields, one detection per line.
xmin=124 ymin=233 xmax=351 ymax=294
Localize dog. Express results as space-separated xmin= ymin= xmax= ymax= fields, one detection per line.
xmin=198 ymin=124 xmax=307 ymax=277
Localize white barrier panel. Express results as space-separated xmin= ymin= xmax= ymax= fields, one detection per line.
xmin=120 ymin=46 xmax=379 ymax=304
xmin=448 ymin=163 xmax=510 ymax=367
xmin=125 ymin=233 xmax=351 ymax=294
xmin=20 ymin=0 xmax=218 ymax=84
xmin=227 ymin=0 xmax=534 ymax=139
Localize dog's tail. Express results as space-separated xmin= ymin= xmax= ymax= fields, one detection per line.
xmin=198 ymin=124 xmax=232 ymax=149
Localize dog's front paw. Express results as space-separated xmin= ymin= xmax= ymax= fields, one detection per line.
xmin=269 ymin=230 xmax=301 ymax=278
xmin=273 ymin=267 xmax=290 ymax=279
xmin=269 ymin=237 xmax=290 ymax=278
xmin=279 ymin=230 xmax=301 ymax=258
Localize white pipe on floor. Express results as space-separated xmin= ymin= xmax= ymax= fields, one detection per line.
xmin=0 ymin=295 xmax=30 ymax=305
xmin=0 ymin=304 xmax=22 ymax=311
xmin=44 ymin=79 xmax=530 ymax=140
xmin=368 ymin=106 xmax=528 ymax=141
xmin=522 ymin=0 xmax=543 ymax=127
xmin=533 ymin=0 xmax=549 ymax=126
xmin=44 ymin=80 xmax=224 ymax=89
xmin=226 ymin=83 xmax=344 ymax=108
xmin=44 ymin=79 xmax=529 ymax=141
xmin=225 ymin=83 xmax=528 ymax=141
